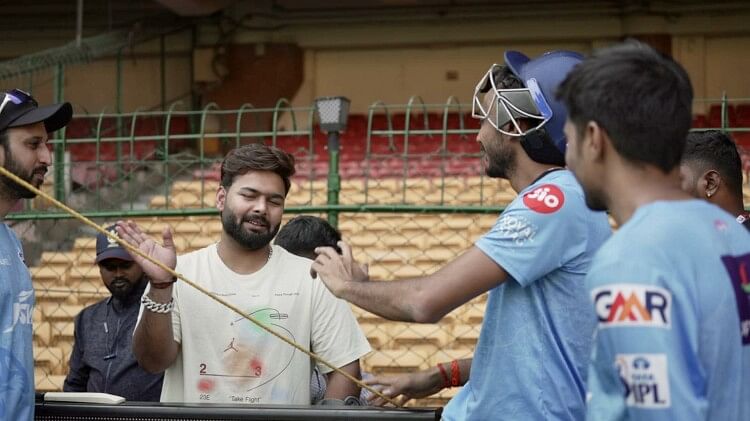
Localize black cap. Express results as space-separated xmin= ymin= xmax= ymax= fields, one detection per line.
xmin=0 ymin=89 xmax=72 ymax=133
xmin=95 ymin=225 xmax=134 ymax=264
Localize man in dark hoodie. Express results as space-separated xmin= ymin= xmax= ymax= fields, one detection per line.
xmin=64 ymin=226 xmax=163 ymax=400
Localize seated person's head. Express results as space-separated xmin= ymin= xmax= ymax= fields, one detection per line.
xmin=275 ymin=216 xmax=341 ymax=259
xmin=680 ymin=130 xmax=745 ymax=213
xmin=95 ymin=225 xmax=146 ymax=300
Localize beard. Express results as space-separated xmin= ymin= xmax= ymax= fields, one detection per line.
xmin=106 ymin=276 xmax=143 ymax=301
xmin=482 ymin=140 xmax=516 ymax=180
xmin=222 ymin=207 xmax=280 ymax=251
xmin=0 ymin=156 xmax=46 ymax=199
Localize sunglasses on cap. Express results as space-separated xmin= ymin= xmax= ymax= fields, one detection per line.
xmin=471 ymin=64 xmax=553 ymax=137
xmin=0 ymin=89 xmax=36 ymax=117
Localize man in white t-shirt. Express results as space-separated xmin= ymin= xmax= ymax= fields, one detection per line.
xmin=120 ymin=144 xmax=370 ymax=405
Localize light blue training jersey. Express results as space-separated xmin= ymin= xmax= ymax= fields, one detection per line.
xmin=0 ymin=224 xmax=35 ymax=421
xmin=442 ymin=169 xmax=611 ymax=420
xmin=585 ymin=200 xmax=750 ymax=420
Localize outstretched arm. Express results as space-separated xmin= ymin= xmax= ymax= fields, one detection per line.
xmin=365 ymin=358 xmax=473 ymax=406
xmin=312 ymin=242 xmax=506 ymax=323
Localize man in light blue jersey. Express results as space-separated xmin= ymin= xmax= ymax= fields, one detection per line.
xmin=0 ymin=89 xmax=71 ymax=420
xmin=558 ymin=41 xmax=750 ymax=420
xmin=312 ymin=51 xmax=611 ymax=420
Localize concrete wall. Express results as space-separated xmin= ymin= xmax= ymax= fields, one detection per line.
xmin=2 ymin=10 xmax=750 ymax=119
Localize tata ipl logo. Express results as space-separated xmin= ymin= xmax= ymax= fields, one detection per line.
xmin=616 ymin=354 xmax=670 ymax=409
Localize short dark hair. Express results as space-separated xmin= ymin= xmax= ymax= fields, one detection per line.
xmin=683 ymin=130 xmax=743 ymax=197
xmin=481 ymin=65 xmax=525 ymax=92
xmin=556 ymin=41 xmax=693 ymax=173
xmin=275 ymin=215 xmax=341 ymax=258
xmin=220 ymin=143 xmax=296 ymax=194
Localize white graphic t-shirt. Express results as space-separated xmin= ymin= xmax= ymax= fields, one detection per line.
xmin=151 ymin=244 xmax=370 ymax=404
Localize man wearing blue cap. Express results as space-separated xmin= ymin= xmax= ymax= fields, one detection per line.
xmin=0 ymin=89 xmax=71 ymax=420
xmin=312 ymin=52 xmax=611 ymax=419
xmin=63 ymin=226 xmax=163 ymax=401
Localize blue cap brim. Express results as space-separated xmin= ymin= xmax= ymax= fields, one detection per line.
xmin=95 ymin=248 xmax=134 ymax=264
xmin=504 ymin=51 xmax=531 ymax=80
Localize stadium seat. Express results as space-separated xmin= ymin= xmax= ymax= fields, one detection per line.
xmin=40 ymin=303 xmax=84 ymax=323
xmin=359 ymin=322 xmax=392 ymax=349
xmin=34 ymin=321 xmax=53 ymax=346
xmin=33 ymin=346 xmax=66 ymax=374
xmin=452 ymin=324 xmax=480 ymax=348
xmin=51 ymin=322 xmax=75 ymax=346
xmin=66 ymin=265 xmax=100 ymax=285
xmin=363 ymin=349 xmax=430 ymax=374
xmin=391 ymin=324 xmax=450 ymax=348
xmin=35 ymin=374 xmax=67 ymax=392
xmin=461 ymin=302 xmax=486 ymax=325
xmin=428 ymin=348 xmax=474 ymax=366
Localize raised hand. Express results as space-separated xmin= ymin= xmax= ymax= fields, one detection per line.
xmin=116 ymin=220 xmax=177 ymax=286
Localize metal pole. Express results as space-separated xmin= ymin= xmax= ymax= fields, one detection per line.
xmin=115 ymin=49 xmax=123 ymax=178
xmin=326 ymin=131 xmax=341 ymax=228
xmin=160 ymin=34 xmax=166 ymax=110
xmin=189 ymin=26 xmax=198 ymax=132
xmin=76 ymin=0 xmax=84 ymax=47
xmin=53 ymin=64 xmax=66 ymax=201
xmin=721 ymin=91 xmax=728 ymax=131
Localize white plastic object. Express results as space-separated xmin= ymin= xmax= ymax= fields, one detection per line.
xmin=43 ymin=392 xmax=126 ymax=404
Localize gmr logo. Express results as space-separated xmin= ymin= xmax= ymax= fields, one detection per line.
xmin=616 ymin=354 xmax=671 ymax=409
xmin=523 ymin=184 xmax=565 ymax=214
xmin=591 ymin=284 xmax=671 ymax=328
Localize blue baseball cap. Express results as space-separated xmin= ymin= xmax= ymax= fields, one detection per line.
xmin=95 ymin=225 xmax=133 ymax=264
xmin=504 ymin=50 xmax=583 ymax=157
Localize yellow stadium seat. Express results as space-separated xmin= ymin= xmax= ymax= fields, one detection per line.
xmin=66 ymin=265 xmax=100 ymax=285
xmin=68 ymin=281 xmax=107 ymax=305
xmin=51 ymin=322 xmax=75 ymax=345
xmin=412 ymin=248 xmax=455 ymax=265
xmin=185 ymin=235 xmax=216 ymax=251
xmin=390 ymin=324 xmax=449 ymax=348
xmin=452 ymin=324 xmax=480 ymax=348
xmin=462 ymin=302 xmax=486 ymax=325
xmin=359 ymin=322 xmax=392 ymax=349
xmin=34 ymin=321 xmax=52 ymax=346
xmin=31 ymin=266 xmax=67 ymax=284
xmin=34 ymin=346 xmax=65 ymax=372
xmin=392 ymin=265 xmax=427 ymax=279
xmin=40 ymin=303 xmax=84 ymax=322
xmin=34 ymin=281 xmax=69 ymax=303
xmin=35 ymin=374 xmax=66 ymax=392
xmin=349 ymin=233 xmax=379 ymax=248
xmin=72 ymin=237 xmax=97 ymax=253
xmin=363 ymin=349 xmax=429 ymax=374
xmin=429 ymin=348 xmax=474 ymax=366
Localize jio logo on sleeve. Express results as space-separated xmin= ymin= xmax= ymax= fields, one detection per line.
xmin=523 ymin=184 xmax=565 ymax=214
